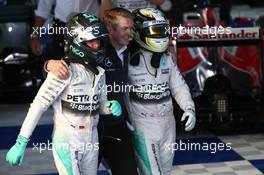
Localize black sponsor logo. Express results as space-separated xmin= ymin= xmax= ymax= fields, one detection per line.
xmin=130 ymin=89 xmax=170 ymax=102
xmin=61 ymin=100 xmax=99 ymax=115
xmin=161 ymin=68 xmax=169 ymax=74
xmin=66 ymin=94 xmax=99 ymax=103
xmin=129 ymin=82 xmax=170 ymax=102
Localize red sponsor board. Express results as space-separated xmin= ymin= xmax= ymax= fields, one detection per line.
xmin=177 ymin=27 xmax=259 ymax=41
xmin=176 ymin=27 xmax=262 ymax=94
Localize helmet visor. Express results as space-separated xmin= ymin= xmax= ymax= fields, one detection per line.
xmin=141 ymin=20 xmax=169 ymax=38
xmin=81 ymin=36 xmax=108 ymax=50
xmin=142 ymin=24 xmax=169 ymax=38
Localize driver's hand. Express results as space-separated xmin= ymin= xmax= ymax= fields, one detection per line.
xmin=47 ymin=60 xmax=69 ymax=80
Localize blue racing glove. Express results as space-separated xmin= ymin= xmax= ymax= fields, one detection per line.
xmin=6 ymin=135 xmax=29 ymax=166
xmin=107 ymin=100 xmax=122 ymax=117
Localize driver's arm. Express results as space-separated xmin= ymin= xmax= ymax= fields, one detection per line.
xmin=44 ymin=60 xmax=70 ymax=80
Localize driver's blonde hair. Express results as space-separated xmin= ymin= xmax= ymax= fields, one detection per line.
xmin=103 ymin=7 xmax=134 ymax=29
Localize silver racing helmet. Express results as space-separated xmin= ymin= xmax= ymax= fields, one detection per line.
xmin=66 ymin=12 xmax=108 ymax=65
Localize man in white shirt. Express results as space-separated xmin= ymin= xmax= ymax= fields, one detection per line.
xmin=99 ymin=0 xmax=164 ymax=19
xmin=31 ymin=0 xmax=100 ymax=59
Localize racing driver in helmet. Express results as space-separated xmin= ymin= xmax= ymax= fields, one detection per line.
xmin=126 ymin=7 xmax=196 ymax=175
xmin=5 ymin=12 xmax=122 ymax=175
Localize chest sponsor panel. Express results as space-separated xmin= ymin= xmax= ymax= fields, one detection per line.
xmin=61 ymin=94 xmax=100 ymax=115
xmin=61 ymin=100 xmax=100 ymax=115
xmin=66 ymin=94 xmax=100 ymax=102
xmin=129 ymin=82 xmax=171 ymax=103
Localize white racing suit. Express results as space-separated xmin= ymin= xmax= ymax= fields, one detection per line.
xmin=19 ymin=63 xmax=109 ymax=175
xmin=127 ymin=50 xmax=195 ymax=175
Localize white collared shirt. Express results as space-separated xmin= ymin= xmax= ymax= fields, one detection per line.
xmin=116 ymin=46 xmax=127 ymax=65
xmin=35 ymin=0 xmax=99 ymax=22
